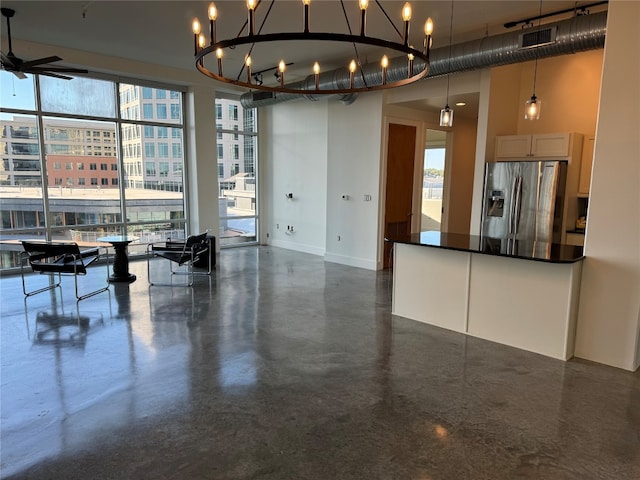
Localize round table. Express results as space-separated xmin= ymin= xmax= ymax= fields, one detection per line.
xmin=97 ymin=235 xmax=139 ymax=283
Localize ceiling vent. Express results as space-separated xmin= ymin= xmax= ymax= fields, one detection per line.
xmin=519 ymin=26 xmax=557 ymax=49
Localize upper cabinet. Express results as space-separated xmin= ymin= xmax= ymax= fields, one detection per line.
xmin=495 ymin=133 xmax=572 ymax=159
xmin=578 ymin=135 xmax=595 ymax=197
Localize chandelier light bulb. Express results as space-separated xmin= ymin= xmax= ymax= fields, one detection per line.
xmin=198 ymin=34 xmax=206 ymax=49
xmin=349 ymin=60 xmax=357 ymax=88
xmin=192 ymin=18 xmax=202 ymax=55
xmin=424 ymin=17 xmax=434 ymax=36
xmin=402 ymin=3 xmax=412 ymax=22
xmin=216 ymin=48 xmax=223 ymax=59
xmin=359 ymin=0 xmax=368 ymax=36
xmin=245 ymin=55 xmax=252 ymax=83
xmin=313 ymin=61 xmax=320 ymax=89
xmin=302 ymin=0 xmax=310 ymax=5
xmin=402 ymin=2 xmax=412 ymax=45
xmin=192 ymin=17 xmax=201 ymax=35
xmin=247 ymin=0 xmax=256 ymax=35
xmin=381 ymin=55 xmax=389 ymax=84
xmin=208 ymin=3 xmax=217 ymax=21
xmin=278 ymin=60 xmax=286 ymax=87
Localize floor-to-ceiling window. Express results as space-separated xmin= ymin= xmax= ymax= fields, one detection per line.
xmin=215 ymin=94 xmax=258 ymax=246
xmin=0 ymin=72 xmax=187 ymax=269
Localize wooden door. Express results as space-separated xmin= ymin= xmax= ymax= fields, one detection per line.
xmin=384 ymin=123 xmax=416 ymax=268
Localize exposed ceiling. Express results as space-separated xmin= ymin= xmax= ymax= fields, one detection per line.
xmin=0 ymin=1 xmax=606 ymax=117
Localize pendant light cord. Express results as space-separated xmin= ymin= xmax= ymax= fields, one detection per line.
xmin=532 ymin=0 xmax=543 ymax=94
xmin=446 ymin=0 xmax=454 ymax=105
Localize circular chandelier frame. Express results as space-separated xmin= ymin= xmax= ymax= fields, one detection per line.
xmin=195 ymin=33 xmax=430 ymax=95
xmin=192 ymin=1 xmax=434 ymax=95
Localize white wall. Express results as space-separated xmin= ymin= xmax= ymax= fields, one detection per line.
xmin=260 ymin=94 xmax=384 ymax=270
xmin=574 ymin=0 xmax=640 ymax=371
xmin=260 ymin=101 xmax=328 ymax=257
xmin=325 ymin=94 xmax=383 ymax=270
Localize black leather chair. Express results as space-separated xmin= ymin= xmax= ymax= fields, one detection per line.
xmin=146 ymin=232 xmax=212 ymax=286
xmin=21 ymin=240 xmax=110 ymax=301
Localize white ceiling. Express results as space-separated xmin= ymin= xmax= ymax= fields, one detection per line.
xmin=0 ymin=1 xmax=605 ymax=115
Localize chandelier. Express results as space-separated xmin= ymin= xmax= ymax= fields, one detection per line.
xmin=191 ymin=0 xmax=434 ymax=95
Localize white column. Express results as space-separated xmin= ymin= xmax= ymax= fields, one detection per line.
xmin=185 ymin=85 xmax=219 ymax=247
xmin=574 ymin=0 xmax=640 ymax=371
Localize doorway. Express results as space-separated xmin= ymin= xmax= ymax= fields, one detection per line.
xmin=421 ymin=129 xmax=448 ymax=232
xmin=383 ymin=123 xmax=417 ymax=268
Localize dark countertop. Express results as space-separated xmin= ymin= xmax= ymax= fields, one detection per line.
xmin=386 ymin=231 xmax=585 ymax=264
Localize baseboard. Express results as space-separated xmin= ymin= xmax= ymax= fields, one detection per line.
xmin=324 ymin=252 xmax=377 ymax=271
xmin=268 ymin=239 xmax=325 ymax=257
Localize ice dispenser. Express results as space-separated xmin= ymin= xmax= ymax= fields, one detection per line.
xmin=486 ymin=190 xmax=504 ymax=217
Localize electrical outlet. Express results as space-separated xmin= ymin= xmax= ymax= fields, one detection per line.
xmin=337 ymin=234 xmax=341 ymax=241
xmin=276 ymin=223 xmax=279 ymax=229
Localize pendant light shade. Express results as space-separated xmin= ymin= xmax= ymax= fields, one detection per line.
xmin=524 ymin=94 xmax=541 ymax=120
xmin=440 ymin=105 xmax=454 ymax=127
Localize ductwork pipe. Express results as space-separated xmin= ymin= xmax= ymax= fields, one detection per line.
xmin=240 ymin=10 xmax=606 ymax=109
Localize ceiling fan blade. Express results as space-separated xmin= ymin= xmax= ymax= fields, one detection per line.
xmin=27 ymin=66 xmax=88 ymax=74
xmin=36 ymin=71 xmax=73 ymax=80
xmin=1 ymin=51 xmax=17 ymax=68
xmin=20 ymin=56 xmax=62 ymax=68
xmin=12 ymin=71 xmax=28 ymax=79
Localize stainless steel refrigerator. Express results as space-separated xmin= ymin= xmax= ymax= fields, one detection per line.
xmin=481 ymin=160 xmax=567 ymax=244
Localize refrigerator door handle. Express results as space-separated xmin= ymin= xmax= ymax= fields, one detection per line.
xmin=508 ymin=176 xmax=518 ymax=235
xmin=513 ymin=176 xmax=523 ymax=236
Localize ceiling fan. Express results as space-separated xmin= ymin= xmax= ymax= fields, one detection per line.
xmin=1 ymin=7 xmax=88 ymax=80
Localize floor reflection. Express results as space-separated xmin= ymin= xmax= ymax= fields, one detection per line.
xmin=1 ymin=248 xmax=639 ymax=480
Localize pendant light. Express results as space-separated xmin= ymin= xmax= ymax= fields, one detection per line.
xmin=524 ymin=0 xmax=544 ymax=120
xmin=440 ymin=0 xmax=454 ymax=127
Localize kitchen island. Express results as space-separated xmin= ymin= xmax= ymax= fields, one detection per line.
xmin=387 ymin=231 xmax=584 ymax=360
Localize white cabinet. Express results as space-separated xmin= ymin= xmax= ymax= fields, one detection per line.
xmin=495 ymin=133 xmax=571 ymax=159
xmin=566 ymin=232 xmax=585 ymax=247
xmin=578 ymin=135 xmax=595 ymax=197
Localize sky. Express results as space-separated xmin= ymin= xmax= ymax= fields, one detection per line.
xmin=424 ymin=147 xmax=445 ymax=171
xmin=0 ymin=71 xmax=36 ymax=112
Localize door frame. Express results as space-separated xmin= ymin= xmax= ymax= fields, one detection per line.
xmin=377 ymin=116 xmax=424 ymax=269
xmin=378 ymin=116 xmax=455 ymax=269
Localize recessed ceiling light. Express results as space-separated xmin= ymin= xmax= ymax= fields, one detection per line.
xmin=455 ymin=102 xmax=466 ymax=106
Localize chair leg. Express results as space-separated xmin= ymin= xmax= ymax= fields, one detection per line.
xmin=148 ymin=256 xmax=194 ymax=287
xmin=73 ymin=251 xmax=110 ymax=302
xmin=21 ymin=258 xmax=61 ymax=297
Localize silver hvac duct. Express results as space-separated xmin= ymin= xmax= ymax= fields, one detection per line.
xmin=240 ymin=10 xmax=607 ymax=109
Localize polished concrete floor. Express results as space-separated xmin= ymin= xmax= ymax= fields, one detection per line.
xmin=1 ymin=246 xmax=639 ymax=479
